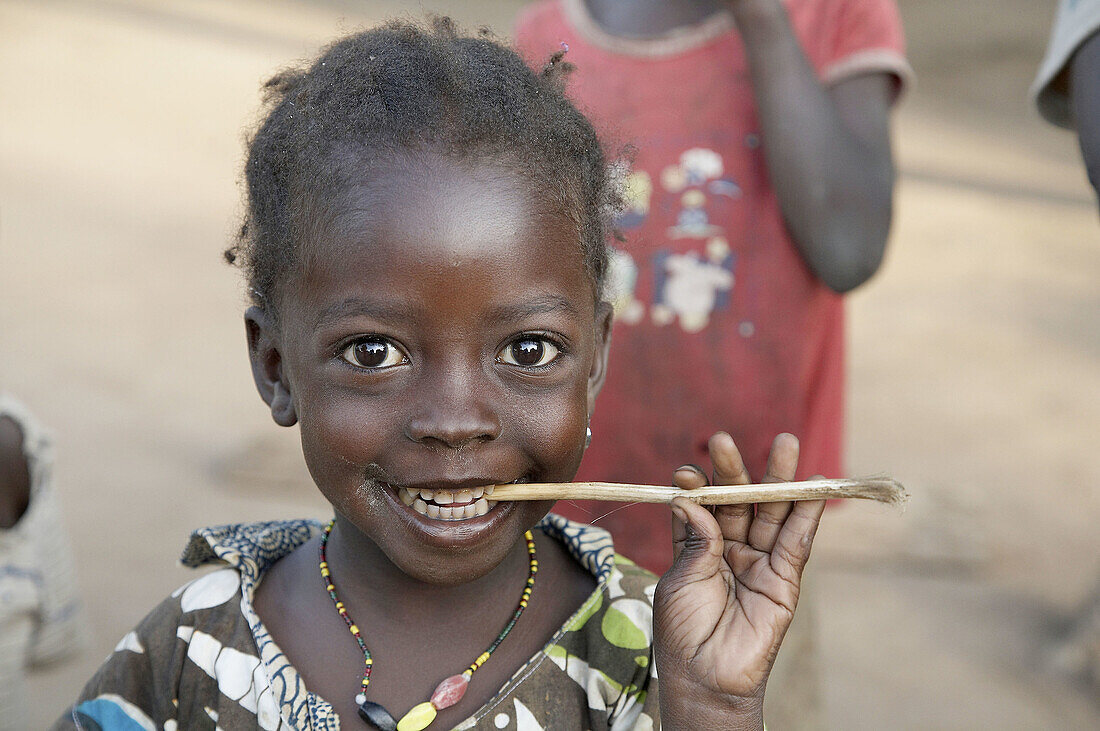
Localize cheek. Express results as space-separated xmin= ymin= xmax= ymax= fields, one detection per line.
xmin=518 ymin=382 xmax=590 ymax=479
xmin=297 ymin=396 xmax=385 ymax=488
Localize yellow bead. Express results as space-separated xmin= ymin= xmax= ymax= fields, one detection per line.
xmin=396 ymin=701 xmax=437 ymax=731
xmin=350 ymin=625 xmax=359 ymax=634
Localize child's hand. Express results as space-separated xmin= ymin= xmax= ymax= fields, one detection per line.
xmin=652 ymin=432 xmax=825 ymax=730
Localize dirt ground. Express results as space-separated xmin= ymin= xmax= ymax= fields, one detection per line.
xmin=2 ymin=0 xmax=1098 ymax=728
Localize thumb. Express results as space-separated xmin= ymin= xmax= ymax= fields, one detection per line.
xmin=667 ymin=497 xmax=725 ymax=584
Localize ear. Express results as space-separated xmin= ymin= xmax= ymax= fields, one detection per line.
xmin=586 ymin=301 xmax=614 ymax=416
xmin=245 ymin=306 xmax=298 ymax=427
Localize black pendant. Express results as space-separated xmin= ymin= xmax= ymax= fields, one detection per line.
xmin=357 ymin=700 xmax=398 ymax=731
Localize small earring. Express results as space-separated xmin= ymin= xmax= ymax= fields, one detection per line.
xmin=585 ymin=426 xmax=592 ymax=449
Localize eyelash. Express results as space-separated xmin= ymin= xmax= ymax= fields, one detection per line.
xmin=339 ymin=337 xmax=408 ymax=370
xmin=336 ymin=333 xmax=567 ymax=372
xmin=496 ymin=333 xmax=565 ymax=370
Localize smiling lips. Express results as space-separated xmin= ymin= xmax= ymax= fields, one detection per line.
xmin=398 ymin=485 xmax=497 ymax=521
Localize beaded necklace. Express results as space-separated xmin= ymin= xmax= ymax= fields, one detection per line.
xmin=319 ymin=520 xmax=538 ymax=731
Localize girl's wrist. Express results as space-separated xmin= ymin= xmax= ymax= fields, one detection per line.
xmin=658 ymin=673 xmax=766 ymax=731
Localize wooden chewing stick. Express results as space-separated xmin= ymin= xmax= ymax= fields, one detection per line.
xmin=489 ymin=476 xmax=908 ymax=507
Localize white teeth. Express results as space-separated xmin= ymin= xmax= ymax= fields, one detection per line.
xmin=420 ymin=489 xmax=434 ymax=500
xmin=485 ymin=486 xmax=494 ymax=496
xmin=404 ymin=488 xmax=499 ymax=520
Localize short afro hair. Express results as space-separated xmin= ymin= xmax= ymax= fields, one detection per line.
xmin=227 ymin=17 xmax=618 ymax=311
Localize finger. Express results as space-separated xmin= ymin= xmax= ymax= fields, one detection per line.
xmin=707 ymin=431 xmax=753 ymax=485
xmin=770 ymin=498 xmax=826 ymax=587
xmin=713 ymin=502 xmax=754 ymax=546
xmin=672 ymin=463 xmax=708 ymax=490
xmin=704 ymin=432 xmax=755 ymax=544
xmin=668 ymin=497 xmax=725 ymax=583
xmin=670 ymin=466 xmax=707 ymax=563
xmin=748 ymin=433 xmax=799 ymax=552
xmin=763 ymin=433 xmax=799 ymax=482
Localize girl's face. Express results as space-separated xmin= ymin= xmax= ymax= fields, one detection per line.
xmin=248 ymin=152 xmax=611 ymax=585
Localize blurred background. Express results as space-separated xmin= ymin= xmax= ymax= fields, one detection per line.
xmin=1 ymin=0 xmax=1097 ymax=727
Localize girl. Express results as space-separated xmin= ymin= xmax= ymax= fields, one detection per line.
xmin=58 ymin=19 xmax=825 ymax=731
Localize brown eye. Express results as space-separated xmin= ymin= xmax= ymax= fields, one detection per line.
xmin=498 ymin=337 xmax=559 ymax=368
xmin=341 ymin=338 xmax=406 ymax=369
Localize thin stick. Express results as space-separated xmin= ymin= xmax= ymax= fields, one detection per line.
xmin=490 ymin=476 xmax=907 ymax=507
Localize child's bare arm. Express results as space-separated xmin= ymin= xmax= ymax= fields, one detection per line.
xmin=652 ymin=432 xmax=825 ymax=730
xmin=728 ymin=0 xmax=896 ymax=293
xmin=1071 ymin=30 xmax=1100 ymax=203
xmin=0 ymin=415 xmax=31 ymax=528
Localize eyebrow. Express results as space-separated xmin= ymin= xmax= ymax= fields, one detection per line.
xmin=314 ymin=298 xmax=412 ymax=329
xmin=314 ymin=295 xmax=580 ymax=329
xmin=485 ymin=295 xmax=580 ymax=325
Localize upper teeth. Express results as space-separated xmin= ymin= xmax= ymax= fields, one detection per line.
xmin=399 ymin=486 xmax=497 ymax=520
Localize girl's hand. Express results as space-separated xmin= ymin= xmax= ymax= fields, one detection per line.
xmin=652 ymin=432 xmax=825 ymax=730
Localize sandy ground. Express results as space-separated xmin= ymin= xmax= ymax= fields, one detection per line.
xmin=2 ymin=0 xmax=1098 ymax=728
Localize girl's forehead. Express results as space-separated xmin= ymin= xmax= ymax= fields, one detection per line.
xmin=288 ymin=151 xmax=598 ymax=311
xmin=307 ymin=152 xmax=590 ymax=273
xmin=337 ymin=155 xmax=536 ymax=241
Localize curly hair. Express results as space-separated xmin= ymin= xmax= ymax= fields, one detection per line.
xmin=227 ymin=17 xmax=617 ymax=313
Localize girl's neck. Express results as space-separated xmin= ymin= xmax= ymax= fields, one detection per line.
xmin=324 ymin=516 xmax=534 ymax=621
xmin=582 ymin=0 xmax=729 ymax=38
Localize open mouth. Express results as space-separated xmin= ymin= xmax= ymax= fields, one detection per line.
xmin=396 ymin=478 xmax=526 ymax=521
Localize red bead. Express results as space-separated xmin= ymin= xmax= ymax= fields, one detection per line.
xmin=430 ymin=674 xmax=469 ymax=709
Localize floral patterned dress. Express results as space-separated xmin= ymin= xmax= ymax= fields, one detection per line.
xmin=56 ymin=515 xmax=662 ymax=730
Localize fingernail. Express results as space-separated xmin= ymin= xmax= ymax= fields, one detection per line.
xmin=674 ymin=464 xmax=702 ymax=475
xmin=670 ymin=503 xmax=687 ymax=522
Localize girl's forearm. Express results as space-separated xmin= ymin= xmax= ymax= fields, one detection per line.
xmin=730 ymin=0 xmax=894 ymax=292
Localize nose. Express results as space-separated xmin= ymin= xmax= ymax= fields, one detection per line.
xmin=405 ymin=372 xmax=503 ymax=449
